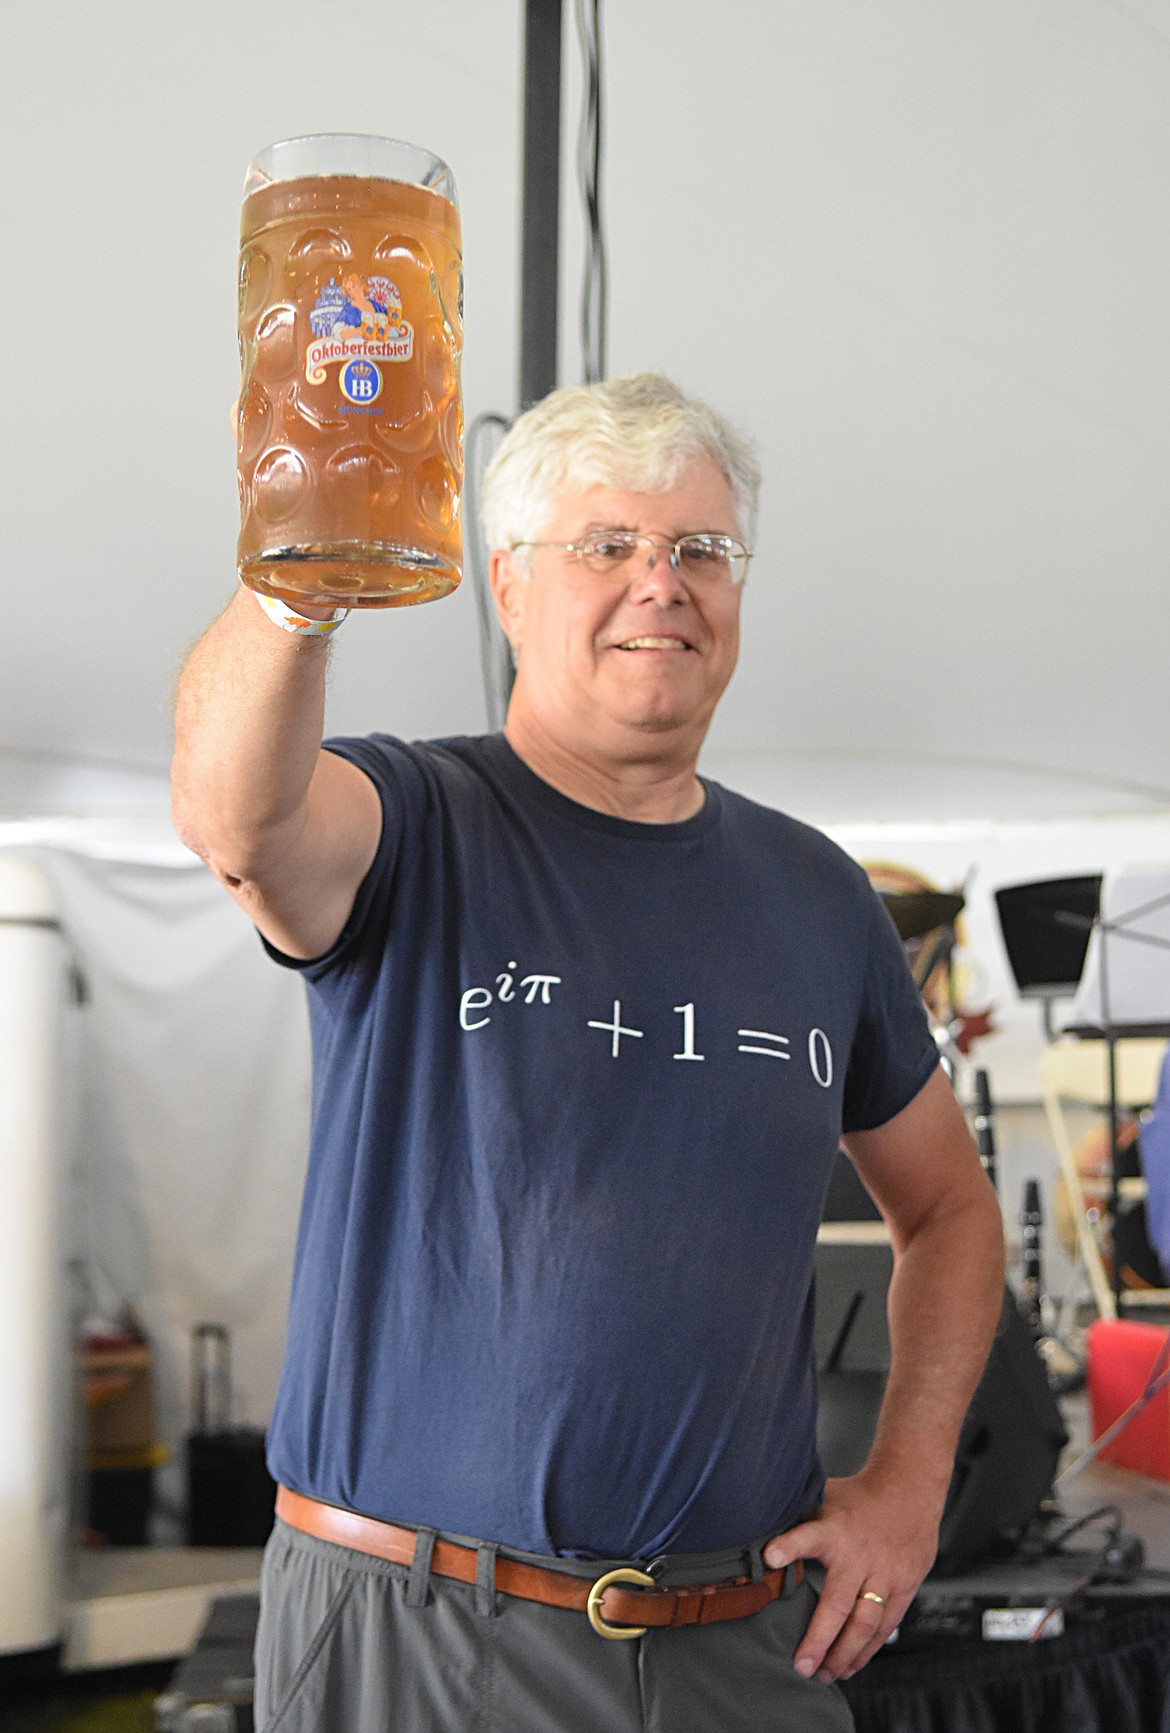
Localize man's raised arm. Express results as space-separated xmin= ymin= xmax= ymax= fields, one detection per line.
xmin=171 ymin=586 xmax=382 ymax=959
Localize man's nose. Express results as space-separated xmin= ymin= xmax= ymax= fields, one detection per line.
xmin=630 ymin=544 xmax=686 ymax=598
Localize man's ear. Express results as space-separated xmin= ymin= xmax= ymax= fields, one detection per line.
xmin=489 ymin=549 xmax=527 ymax=657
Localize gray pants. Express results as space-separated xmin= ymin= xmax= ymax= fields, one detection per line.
xmin=255 ymin=1518 xmax=854 ymax=1732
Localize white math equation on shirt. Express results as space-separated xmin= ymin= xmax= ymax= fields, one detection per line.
xmin=458 ymin=963 xmax=835 ymax=1087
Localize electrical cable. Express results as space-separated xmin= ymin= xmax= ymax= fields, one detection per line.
xmin=1024 ymin=1504 xmax=1144 ymax=1639
xmin=575 ymin=0 xmax=607 ymax=382
xmin=1042 ymin=1504 xmax=1124 ymax=1555
xmin=1028 ymin=1575 xmax=1095 ymax=1642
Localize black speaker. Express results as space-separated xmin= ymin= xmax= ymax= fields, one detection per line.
xmin=935 ymin=1290 xmax=1069 ymax=1574
xmin=817 ymin=1289 xmax=1068 ymax=1576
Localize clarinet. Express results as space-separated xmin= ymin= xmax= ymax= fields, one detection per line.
xmin=973 ymin=1067 xmax=998 ymax=1191
xmin=1019 ymin=1178 xmax=1044 ymax=1340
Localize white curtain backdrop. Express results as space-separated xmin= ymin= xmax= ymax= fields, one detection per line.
xmin=1 ymin=835 xmax=311 ymax=1538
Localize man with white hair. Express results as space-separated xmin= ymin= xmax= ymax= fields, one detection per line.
xmin=173 ymin=373 xmax=1003 ymax=1732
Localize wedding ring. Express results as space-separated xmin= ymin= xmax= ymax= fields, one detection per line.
xmin=858 ymin=1589 xmax=887 ymax=1607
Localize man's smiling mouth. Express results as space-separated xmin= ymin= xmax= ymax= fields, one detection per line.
xmin=615 ymin=636 xmax=693 ymax=651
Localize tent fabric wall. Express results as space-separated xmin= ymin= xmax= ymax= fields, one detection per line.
xmin=6 ymin=845 xmax=312 ymax=1538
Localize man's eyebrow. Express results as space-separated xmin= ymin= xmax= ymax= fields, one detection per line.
xmin=578 ymin=521 xmax=723 ymax=537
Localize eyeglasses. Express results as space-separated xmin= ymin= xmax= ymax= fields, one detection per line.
xmin=511 ymin=530 xmax=752 ymax=587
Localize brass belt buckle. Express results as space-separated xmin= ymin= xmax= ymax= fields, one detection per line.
xmin=586 ymin=1566 xmax=656 ymax=1639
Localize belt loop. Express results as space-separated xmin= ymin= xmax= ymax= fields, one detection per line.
xmin=406 ymin=1526 xmax=437 ymax=1608
xmin=748 ymin=1541 xmax=765 ymax=1585
xmin=475 ymin=1541 xmax=499 ymax=1617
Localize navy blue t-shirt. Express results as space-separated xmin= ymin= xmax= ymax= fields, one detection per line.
xmin=264 ymin=733 xmax=938 ymax=1559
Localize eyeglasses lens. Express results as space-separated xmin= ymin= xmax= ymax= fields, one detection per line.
xmin=578 ymin=532 xmax=743 ymax=583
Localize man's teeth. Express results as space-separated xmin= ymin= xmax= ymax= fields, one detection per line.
xmin=618 ymin=636 xmax=688 ymax=650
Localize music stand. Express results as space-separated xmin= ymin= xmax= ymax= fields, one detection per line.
xmin=1063 ymin=868 xmax=1170 ymax=1314
xmin=994 ymin=876 xmax=1102 ymax=1040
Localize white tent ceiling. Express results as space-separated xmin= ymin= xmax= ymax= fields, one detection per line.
xmin=4 ymin=0 xmax=1168 ymax=827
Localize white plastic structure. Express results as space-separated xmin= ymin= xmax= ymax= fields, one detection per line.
xmin=0 ymin=854 xmax=70 ymax=1655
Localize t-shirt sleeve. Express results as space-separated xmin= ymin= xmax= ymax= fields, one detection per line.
xmin=840 ymin=889 xmax=941 ymax=1134
xmin=258 ymin=733 xmax=422 ymax=977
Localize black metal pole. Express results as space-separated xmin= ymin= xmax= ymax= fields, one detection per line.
xmin=520 ymin=0 xmax=562 ymax=409
xmin=1099 ymin=934 xmax=1124 ymax=1318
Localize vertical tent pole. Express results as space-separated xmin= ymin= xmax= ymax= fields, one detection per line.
xmin=520 ymin=0 xmax=563 ymax=409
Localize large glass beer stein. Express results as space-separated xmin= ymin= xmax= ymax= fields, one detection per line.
xmin=237 ymin=134 xmax=463 ymax=608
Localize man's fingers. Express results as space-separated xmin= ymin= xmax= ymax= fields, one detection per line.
xmin=762 ymin=1520 xmax=819 ymax=1569
xmin=765 ymin=1518 xmax=869 ymax=1677
xmin=792 ymin=1575 xmax=864 ymax=1677
xmin=765 ymin=1478 xmax=937 ymax=1681
xmin=814 ymin=1593 xmax=901 ymax=1682
xmin=839 ymin=1627 xmax=895 ymax=1681
xmin=796 ymin=1584 xmax=901 ymax=1682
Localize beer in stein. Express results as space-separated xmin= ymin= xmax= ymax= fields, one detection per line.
xmin=237 ymin=134 xmax=463 ymax=607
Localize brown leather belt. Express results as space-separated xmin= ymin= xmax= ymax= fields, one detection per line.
xmin=275 ymin=1486 xmax=800 ymax=1639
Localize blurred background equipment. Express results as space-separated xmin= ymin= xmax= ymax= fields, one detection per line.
xmin=866 ymin=862 xmax=996 ymax=1084
xmin=1086 ymin=1319 xmax=1170 ymax=1482
xmin=81 ymin=1313 xmax=169 ymax=1548
xmin=186 ymin=1325 xmax=276 ymax=1550
xmin=1041 ymin=1035 xmax=1169 ymax=1323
